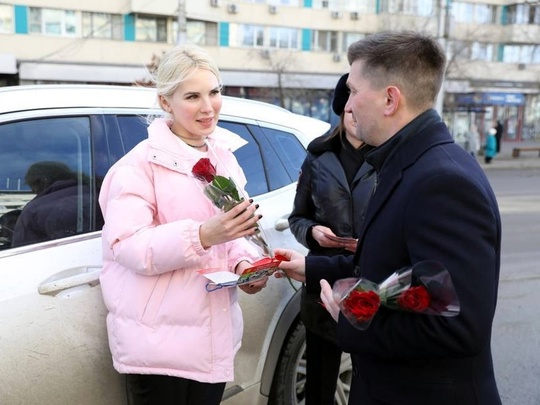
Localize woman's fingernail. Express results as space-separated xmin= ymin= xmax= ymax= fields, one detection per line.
xmin=249 ymin=199 xmax=254 ymax=203
xmin=258 ymin=215 xmax=263 ymax=219
xmin=255 ymin=204 xmax=260 ymax=209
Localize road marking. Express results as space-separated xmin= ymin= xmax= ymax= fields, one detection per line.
xmin=497 ymin=195 xmax=540 ymax=214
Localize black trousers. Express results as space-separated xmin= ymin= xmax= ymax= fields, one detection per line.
xmin=305 ymin=328 xmax=343 ymax=405
xmin=125 ymin=374 xmax=226 ymax=405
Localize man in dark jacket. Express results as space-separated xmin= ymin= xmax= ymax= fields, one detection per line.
xmin=276 ymin=31 xmax=502 ymax=405
xmin=11 ymin=161 xmax=91 ymax=247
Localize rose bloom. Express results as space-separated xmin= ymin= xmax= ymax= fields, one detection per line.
xmin=343 ymin=289 xmax=381 ymax=322
xmin=397 ymin=285 xmax=431 ymax=312
xmin=192 ymin=158 xmax=216 ymax=183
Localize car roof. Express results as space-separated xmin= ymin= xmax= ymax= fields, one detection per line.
xmin=0 ymin=84 xmax=330 ymax=137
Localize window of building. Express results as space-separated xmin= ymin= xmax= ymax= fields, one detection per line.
xmin=230 ymin=24 xmax=265 ymax=47
xmin=470 ymin=42 xmax=494 ymax=61
xmin=173 ymin=20 xmax=218 ymax=46
xmin=244 ymin=0 xmax=300 ymax=5
xmin=380 ymin=0 xmax=434 ymax=16
xmin=269 ymin=27 xmax=299 ymax=49
xmin=312 ymin=30 xmax=338 ymax=52
xmin=450 ymin=40 xmax=495 ymax=62
xmin=502 ymin=44 xmax=540 ymax=64
xmin=451 ymin=2 xmax=496 ymax=24
xmin=506 ymin=3 xmax=540 ymax=25
xmin=82 ymin=12 xmax=122 ymax=40
xmin=29 ymin=8 xmax=77 ymax=36
xmin=342 ymin=32 xmax=365 ymax=52
xmin=0 ymin=4 xmax=13 ymax=34
xmin=135 ymin=15 xmax=167 ymax=42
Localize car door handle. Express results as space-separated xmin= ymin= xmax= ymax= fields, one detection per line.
xmin=38 ymin=266 xmax=102 ymax=296
xmin=275 ymin=217 xmax=290 ymax=232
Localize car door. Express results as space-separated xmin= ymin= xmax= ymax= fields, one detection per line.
xmin=0 ymin=112 xmax=126 ymax=404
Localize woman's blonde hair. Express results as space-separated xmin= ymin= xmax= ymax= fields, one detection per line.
xmin=154 ymin=44 xmax=222 ymax=99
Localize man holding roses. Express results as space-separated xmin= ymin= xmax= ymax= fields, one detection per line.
xmin=276 ymin=31 xmax=502 ymax=405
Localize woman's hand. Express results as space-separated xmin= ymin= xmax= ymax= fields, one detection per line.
xmin=312 ymin=225 xmax=358 ymax=252
xmin=239 ymin=277 xmax=268 ymax=294
xmin=199 ymin=199 xmax=261 ymax=248
xmin=236 ymin=260 xmax=267 ymax=294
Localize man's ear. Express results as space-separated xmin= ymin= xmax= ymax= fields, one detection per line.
xmin=384 ymin=86 xmax=401 ymax=116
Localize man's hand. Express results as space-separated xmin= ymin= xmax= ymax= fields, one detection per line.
xmin=273 ymin=248 xmax=306 ymax=283
xmin=320 ymin=279 xmax=340 ymax=322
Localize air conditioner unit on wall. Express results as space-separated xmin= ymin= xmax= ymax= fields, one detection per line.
xmin=322 ymin=0 xmax=329 ymax=8
xmin=210 ymin=0 xmax=219 ymax=7
xmin=331 ymin=11 xmax=342 ymax=19
xmin=269 ymin=5 xmax=278 ymax=14
xmin=350 ymin=11 xmax=359 ymax=20
xmin=227 ymin=3 xmax=238 ymax=14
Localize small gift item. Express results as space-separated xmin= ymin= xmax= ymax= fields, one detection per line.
xmin=201 ymin=255 xmax=287 ymax=292
xmin=334 ymin=260 xmax=460 ymax=330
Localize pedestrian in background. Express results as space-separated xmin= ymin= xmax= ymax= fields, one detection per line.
xmin=465 ymin=124 xmax=481 ymax=157
xmin=276 ymin=30 xmax=502 ymax=405
xmin=98 ymin=44 xmax=266 ymax=405
xmin=485 ymin=127 xmax=498 ymax=164
xmin=495 ymin=120 xmax=504 ymax=153
xmin=288 ymin=73 xmax=375 ymax=404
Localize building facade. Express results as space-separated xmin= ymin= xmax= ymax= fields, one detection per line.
xmin=1 ymin=0 xmax=539 ymax=142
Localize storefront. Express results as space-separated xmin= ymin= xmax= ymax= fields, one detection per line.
xmin=445 ymin=92 xmax=527 ymax=145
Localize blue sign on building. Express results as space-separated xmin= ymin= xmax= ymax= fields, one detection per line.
xmin=456 ymin=92 xmax=525 ymax=106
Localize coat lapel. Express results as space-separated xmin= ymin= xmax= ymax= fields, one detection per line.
xmin=352 ymin=122 xmax=453 ymax=275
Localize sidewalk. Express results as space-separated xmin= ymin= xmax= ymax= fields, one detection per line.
xmin=476 ymin=139 xmax=540 ymax=171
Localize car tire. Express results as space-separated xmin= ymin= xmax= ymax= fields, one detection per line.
xmin=268 ymin=321 xmax=353 ymax=405
xmin=268 ymin=321 xmax=306 ymax=405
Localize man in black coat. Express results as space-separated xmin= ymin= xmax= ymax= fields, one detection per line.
xmin=276 ymin=31 xmax=502 ymax=405
xmin=11 ymin=161 xmax=91 ymax=247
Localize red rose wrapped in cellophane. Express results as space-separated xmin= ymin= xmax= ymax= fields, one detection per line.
xmin=333 ymin=260 xmax=460 ymax=330
xmin=191 ymin=156 xmax=271 ymax=256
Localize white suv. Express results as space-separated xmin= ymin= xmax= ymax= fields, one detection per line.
xmin=0 ymin=85 xmax=352 ymax=405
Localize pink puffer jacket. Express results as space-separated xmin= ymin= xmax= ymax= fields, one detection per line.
xmin=99 ymin=118 xmax=260 ymax=383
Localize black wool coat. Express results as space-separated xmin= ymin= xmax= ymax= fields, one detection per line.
xmin=305 ymin=111 xmax=502 ymax=405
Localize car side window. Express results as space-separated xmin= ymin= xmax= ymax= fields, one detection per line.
xmin=259 ymin=127 xmax=306 ymax=183
xmin=117 ymin=115 xmax=151 ymax=153
xmin=0 ymin=117 xmax=97 ymax=250
xmin=218 ymin=121 xmax=268 ymax=197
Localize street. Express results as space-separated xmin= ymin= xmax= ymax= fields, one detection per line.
xmin=486 ymin=168 xmax=540 ymax=405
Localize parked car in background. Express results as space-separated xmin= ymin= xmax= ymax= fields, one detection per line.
xmin=0 ymin=85 xmax=352 ymax=405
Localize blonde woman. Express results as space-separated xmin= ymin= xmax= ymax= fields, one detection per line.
xmin=99 ymin=44 xmax=266 ymax=404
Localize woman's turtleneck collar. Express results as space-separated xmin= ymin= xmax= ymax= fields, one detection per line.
xmin=365 ymin=109 xmax=441 ymax=173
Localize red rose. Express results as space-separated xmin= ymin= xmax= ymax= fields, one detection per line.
xmin=192 ymin=158 xmax=217 ymax=183
xmin=397 ymin=286 xmax=431 ymax=312
xmin=343 ymin=289 xmax=381 ymax=322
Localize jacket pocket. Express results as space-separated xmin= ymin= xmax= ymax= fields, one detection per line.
xmin=141 ymin=271 xmax=173 ymax=326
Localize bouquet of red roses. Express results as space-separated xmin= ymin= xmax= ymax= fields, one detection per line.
xmin=333 ymin=261 xmax=460 ymax=330
xmin=192 ymin=157 xmax=271 ymax=256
